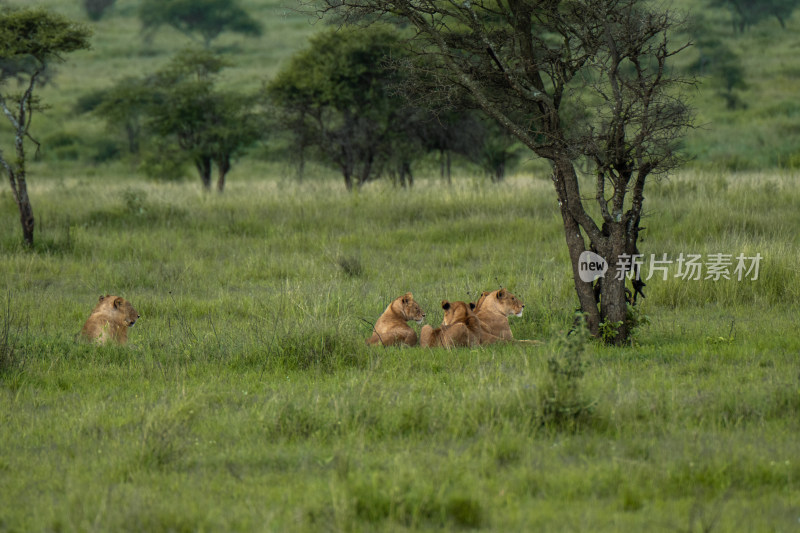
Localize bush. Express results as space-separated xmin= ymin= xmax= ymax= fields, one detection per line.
xmin=538 ymin=315 xmax=594 ymax=431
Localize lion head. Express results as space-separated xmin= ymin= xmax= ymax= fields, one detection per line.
xmin=96 ymin=295 xmax=140 ymax=326
xmin=492 ymin=289 xmax=524 ymax=317
xmin=473 ymin=289 xmax=524 ymax=317
xmin=441 ymin=300 xmax=477 ymax=326
xmin=394 ymin=292 xmax=425 ymax=324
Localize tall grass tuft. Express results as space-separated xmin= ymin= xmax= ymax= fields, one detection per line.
xmin=538 ymin=315 xmax=594 ymax=431
xmin=0 ymin=293 xmax=26 ymax=381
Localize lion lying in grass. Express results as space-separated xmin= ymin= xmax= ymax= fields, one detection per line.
xmin=421 ymin=300 xmax=506 ymax=348
xmin=80 ymin=295 xmax=140 ymax=345
xmin=472 ymin=289 xmax=524 ymax=341
xmin=420 ymin=301 xmax=480 ymax=348
xmin=366 ymin=292 xmax=425 ymax=346
xmin=473 ymin=288 xmax=541 ymax=345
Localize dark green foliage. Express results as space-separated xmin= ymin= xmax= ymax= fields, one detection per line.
xmin=0 ymin=8 xmax=92 ymax=61
xmin=689 ymin=16 xmax=748 ymax=110
xmin=471 ymin=119 xmax=522 ymax=183
xmin=269 ymin=26 xmax=415 ymax=190
xmin=139 ymin=0 xmax=262 ymax=47
xmin=91 ymin=77 xmax=153 ymax=155
xmin=83 ymin=0 xmax=116 ymax=22
xmin=709 ymin=0 xmax=800 ymax=33
xmin=337 ymin=255 xmax=364 ymax=278
xmin=92 ymin=49 xmax=265 ymax=190
xmin=147 ymin=49 xmax=264 ymax=191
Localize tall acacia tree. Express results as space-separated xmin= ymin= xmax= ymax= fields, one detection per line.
xmin=318 ymin=0 xmax=694 ymax=343
xmin=0 ymin=7 xmax=91 ymax=247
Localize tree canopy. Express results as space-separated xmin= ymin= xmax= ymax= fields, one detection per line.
xmin=139 ymin=0 xmax=263 ymax=47
xmin=149 ymin=49 xmax=263 ymax=191
xmin=268 ymin=27 xmax=416 ymax=190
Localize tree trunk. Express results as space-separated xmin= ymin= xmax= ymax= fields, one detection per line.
xmin=196 ymin=156 xmax=212 ymax=190
xmin=596 ymin=222 xmax=630 ymax=344
xmin=401 ymin=161 xmax=412 ymax=188
xmin=5 ymin=127 xmax=35 ymax=247
xmin=551 ymin=159 xmax=601 ymax=336
xmin=439 ymin=149 xmax=452 ymax=184
xmin=17 ymin=179 xmax=34 ymax=248
xmin=343 ymin=169 xmax=353 ymax=191
xmin=216 ymin=153 xmax=230 ymax=193
xmin=560 ymin=207 xmax=601 ymax=336
xmin=6 ymin=166 xmax=34 ymax=248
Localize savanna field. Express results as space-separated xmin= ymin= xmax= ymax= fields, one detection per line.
xmin=2 ymin=0 xmax=800 ymax=531
xmin=2 ymin=168 xmax=799 ymax=531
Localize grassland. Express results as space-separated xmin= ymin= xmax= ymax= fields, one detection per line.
xmin=1 ymin=163 xmax=799 ymax=531
xmin=1 ymin=0 xmax=799 ymax=531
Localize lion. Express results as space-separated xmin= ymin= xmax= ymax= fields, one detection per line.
xmin=472 ymin=289 xmax=524 ymax=341
xmin=421 ymin=300 xmax=504 ymax=347
xmin=420 ymin=321 xmax=474 ymax=348
xmin=80 ymin=294 xmax=140 ymax=345
xmin=366 ymin=292 xmax=425 ymax=346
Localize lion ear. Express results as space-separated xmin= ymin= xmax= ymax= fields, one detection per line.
xmin=98 ymin=295 xmax=106 ymax=302
xmin=469 ymin=302 xmax=476 ymax=310
xmin=402 ymin=292 xmax=413 ymax=304
xmin=497 ymin=289 xmax=506 ymax=299
xmin=113 ymin=297 xmax=123 ymax=309
xmin=441 ymin=301 xmax=451 ymax=310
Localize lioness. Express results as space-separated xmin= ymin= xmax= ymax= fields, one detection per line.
xmin=472 ymin=289 xmax=524 ymax=341
xmin=366 ymin=292 xmax=425 ymax=346
xmin=80 ymin=294 xmax=140 ymax=345
xmin=421 ymin=300 xmax=481 ymax=348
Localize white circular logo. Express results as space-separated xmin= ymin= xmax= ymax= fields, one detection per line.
xmin=578 ymin=251 xmax=608 ymax=283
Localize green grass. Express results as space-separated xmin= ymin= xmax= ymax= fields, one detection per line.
xmin=1 ymin=163 xmax=799 ymax=531
xmin=1 ymin=1 xmax=800 ymax=530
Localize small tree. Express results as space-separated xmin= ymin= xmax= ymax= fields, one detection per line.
xmin=269 ymin=27 xmax=417 ymax=191
xmin=139 ymin=0 xmax=262 ymax=48
xmin=91 ymin=77 xmax=153 ymax=155
xmin=0 ymin=7 xmax=91 ymax=247
xmin=144 ymin=49 xmax=263 ymax=191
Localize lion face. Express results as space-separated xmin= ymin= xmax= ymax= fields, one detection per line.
xmin=495 ymin=289 xmax=524 ymax=317
xmin=441 ymin=300 xmax=476 ymax=326
xmin=398 ymin=292 xmax=425 ymax=324
xmin=96 ymin=294 xmax=140 ymax=326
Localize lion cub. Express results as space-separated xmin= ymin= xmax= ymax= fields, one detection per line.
xmin=420 ymin=300 xmax=489 ymax=348
xmin=80 ymin=294 xmax=140 ymax=345
xmin=472 ymin=289 xmax=524 ymax=341
xmin=366 ymin=292 xmax=425 ymax=346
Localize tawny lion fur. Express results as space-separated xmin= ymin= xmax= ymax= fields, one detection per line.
xmin=366 ymin=292 xmax=425 ymax=346
xmin=421 ymin=300 xmax=504 ymax=347
xmin=472 ymin=289 xmax=524 ymax=341
xmin=80 ymin=295 xmax=140 ymax=345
